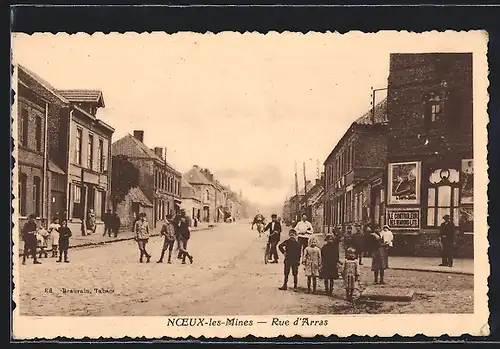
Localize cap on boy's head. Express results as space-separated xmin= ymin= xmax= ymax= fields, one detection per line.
xmin=289 ymin=229 xmax=297 ymax=236
xmin=28 ymin=214 xmax=36 ymax=219
xmin=325 ymin=234 xmax=334 ymax=241
xmin=443 ymin=214 xmax=451 ymax=220
xmin=271 ymin=214 xmax=277 ymax=218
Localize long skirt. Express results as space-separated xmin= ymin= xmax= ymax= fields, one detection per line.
xmin=371 ymin=246 xmax=388 ymax=271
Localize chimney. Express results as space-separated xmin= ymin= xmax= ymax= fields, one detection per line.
xmin=153 ymin=147 xmax=163 ymax=159
xmin=193 ymin=165 xmax=199 ymax=169
xmin=133 ymin=130 xmax=144 ymax=143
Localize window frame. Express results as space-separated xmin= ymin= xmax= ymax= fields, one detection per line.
xmin=97 ymin=138 xmax=104 ymax=172
xmin=87 ymin=133 xmax=94 ymax=170
xmin=33 ymin=176 xmax=41 ymax=217
xmin=19 ymin=173 xmax=28 ymax=216
xmin=75 ymin=128 xmax=83 ymax=165
xmin=20 ymin=107 xmax=29 ymax=147
xmin=35 ymin=116 xmax=42 ymax=152
xmin=425 ymin=168 xmax=461 ymax=228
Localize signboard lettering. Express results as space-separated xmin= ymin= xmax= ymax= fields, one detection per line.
xmin=386 ymin=209 xmax=420 ymax=229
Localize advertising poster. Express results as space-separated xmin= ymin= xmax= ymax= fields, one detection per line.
xmin=388 ymin=162 xmax=421 ymax=204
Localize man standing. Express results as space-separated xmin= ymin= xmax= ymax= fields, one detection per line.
xmin=103 ymin=208 xmax=113 ymax=237
xmin=112 ymin=211 xmax=121 ymax=238
xmin=439 ymin=215 xmax=457 ymax=267
xmin=157 ymin=214 xmax=176 ymax=264
xmin=264 ymin=214 xmax=282 ymax=263
xmin=294 ymin=213 xmax=313 ymax=256
xmin=22 ymin=214 xmax=41 ymax=265
xmin=278 ymin=229 xmax=301 ymax=291
xmin=134 ymin=212 xmax=151 ymax=263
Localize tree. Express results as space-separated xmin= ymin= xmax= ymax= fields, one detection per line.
xmin=111 ymin=155 xmax=140 ymax=211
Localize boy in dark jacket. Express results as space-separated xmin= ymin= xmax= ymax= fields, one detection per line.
xmin=22 ymin=214 xmax=40 ymax=265
xmin=264 ymin=214 xmax=282 ymax=263
xmin=57 ymin=219 xmax=72 ymax=263
xmin=278 ymin=229 xmax=302 ymax=291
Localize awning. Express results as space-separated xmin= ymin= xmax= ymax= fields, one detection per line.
xmin=48 ymin=160 xmax=65 ymax=175
xmin=129 ymin=187 xmax=153 ymax=207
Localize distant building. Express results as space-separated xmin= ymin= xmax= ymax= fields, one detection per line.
xmin=112 ymin=131 xmax=182 ymax=228
xmin=115 ymin=187 xmax=153 ymax=230
xmin=385 ymin=53 xmax=473 ymax=257
xmin=184 ymin=165 xmax=217 ymax=223
xmin=181 ymin=176 xmax=201 ymax=225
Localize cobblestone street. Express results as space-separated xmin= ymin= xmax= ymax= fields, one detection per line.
xmin=18 ymin=222 xmax=474 ymax=316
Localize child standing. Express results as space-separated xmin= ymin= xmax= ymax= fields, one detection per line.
xmin=342 ymin=247 xmax=361 ymax=303
xmin=48 ymin=217 xmax=60 ymax=258
xmin=278 ymin=229 xmax=302 ymax=291
xmin=57 ymin=219 xmax=72 ymax=263
xmin=36 ymin=220 xmax=49 ymax=258
xmin=320 ymin=234 xmax=340 ymax=296
xmin=302 ymin=236 xmax=322 ymax=294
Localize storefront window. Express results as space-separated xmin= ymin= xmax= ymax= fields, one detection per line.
xmin=426 ymin=168 xmax=460 ymax=227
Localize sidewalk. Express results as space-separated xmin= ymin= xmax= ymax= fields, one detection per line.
xmin=18 ymin=223 xmax=215 ymax=256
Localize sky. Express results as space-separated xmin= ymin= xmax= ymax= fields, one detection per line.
xmin=13 ymin=31 xmax=478 ymax=209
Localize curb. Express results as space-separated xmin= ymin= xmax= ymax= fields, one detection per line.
xmin=389 ymin=267 xmax=473 ymax=276
xmin=18 ymin=226 xmax=213 ymax=257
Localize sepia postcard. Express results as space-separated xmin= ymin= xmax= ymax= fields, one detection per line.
xmin=11 ymin=30 xmax=489 ymax=339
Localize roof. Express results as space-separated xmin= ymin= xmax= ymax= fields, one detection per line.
xmin=57 ymin=89 xmax=105 ymax=108
xmin=112 ymin=134 xmax=178 ymax=173
xmin=184 ymin=166 xmax=214 ymax=186
xmin=181 ymin=176 xmax=200 ymax=201
xmin=17 ymin=64 xmax=70 ymax=105
xmin=297 ymin=181 xmax=315 ymax=196
xmin=128 ymin=187 xmax=153 ymax=207
xmin=72 ymin=105 xmax=115 ymax=134
xmin=48 ymin=160 xmax=65 ymax=175
xmin=324 ymin=98 xmax=387 ymax=165
xmin=355 ymin=98 xmax=388 ymax=125
xmin=310 ymin=189 xmax=324 ymax=206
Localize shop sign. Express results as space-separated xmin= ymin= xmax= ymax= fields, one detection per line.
xmin=387 ymin=208 xmax=420 ymax=229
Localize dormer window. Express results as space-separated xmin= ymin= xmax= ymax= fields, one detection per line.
xmin=424 ymin=92 xmax=444 ymax=126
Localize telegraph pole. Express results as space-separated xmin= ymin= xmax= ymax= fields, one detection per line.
xmin=303 ymin=162 xmax=308 ymax=219
xmin=294 ymin=162 xmax=299 ymax=221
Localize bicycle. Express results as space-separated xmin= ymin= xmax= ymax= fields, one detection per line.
xmin=264 ymin=241 xmax=271 ymax=265
xmin=256 ymin=222 xmax=264 ymax=238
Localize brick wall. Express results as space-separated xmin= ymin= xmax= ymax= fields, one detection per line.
xmin=353 ymin=127 xmax=388 ymax=170
xmin=387 ymin=53 xmax=473 ymax=160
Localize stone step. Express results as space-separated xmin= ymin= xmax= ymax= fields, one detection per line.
xmin=359 ymin=287 xmax=415 ymax=302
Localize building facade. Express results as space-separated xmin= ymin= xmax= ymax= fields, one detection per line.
xmin=323 ymin=99 xmax=388 ymax=236
xmin=111 ymin=131 xmax=182 ymax=228
xmin=184 ymin=165 xmax=217 ymax=223
xmin=115 ymin=187 xmax=154 ymax=230
xmin=181 ymin=176 xmax=202 ymax=225
xmin=385 ymin=53 xmax=473 ymax=257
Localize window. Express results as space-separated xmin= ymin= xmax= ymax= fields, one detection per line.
xmin=95 ymin=191 xmax=103 ymax=220
xmin=19 ymin=173 xmax=27 ymax=216
xmin=33 ymin=176 xmax=41 ymax=217
xmin=205 ymin=189 xmax=210 ymax=202
xmin=424 ymin=92 xmax=444 ymax=130
xmin=35 ymin=117 xmax=42 ymax=152
xmin=98 ymin=139 xmax=104 ymax=172
xmin=87 ymin=134 xmax=94 ymax=169
xmin=75 ymin=128 xmax=83 ymax=165
xmin=20 ymin=107 xmax=29 ymax=147
xmin=72 ymin=184 xmax=83 ymax=219
xmin=426 ymin=168 xmax=460 ymax=227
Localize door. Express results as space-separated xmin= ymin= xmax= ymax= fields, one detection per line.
xmin=50 ymin=192 xmax=65 ymax=220
xmin=87 ymin=185 xmax=95 ymax=211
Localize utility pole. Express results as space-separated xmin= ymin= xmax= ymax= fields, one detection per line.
xmin=303 ymin=162 xmax=308 ymax=219
xmin=371 ymin=86 xmax=388 ymax=124
xmin=294 ymin=162 xmax=299 ymax=221
xmin=80 ymin=168 xmax=87 ymax=236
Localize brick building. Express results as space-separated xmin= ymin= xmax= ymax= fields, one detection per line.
xmin=323 ymin=99 xmax=388 ymax=236
xmin=385 ymin=53 xmax=473 ymax=257
xmin=112 ymin=131 xmax=182 ymax=228
xmin=184 ymin=165 xmax=217 ymax=223
xmin=16 ymin=65 xmax=114 ymax=236
xmin=180 ymin=176 xmax=201 ymax=225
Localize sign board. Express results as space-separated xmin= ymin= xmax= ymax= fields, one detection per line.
xmin=386 ymin=208 xmax=420 ymax=229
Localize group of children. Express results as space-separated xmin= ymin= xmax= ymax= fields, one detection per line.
xmin=277 ymin=228 xmax=361 ymax=303
xmin=22 ymin=214 xmax=72 ymax=264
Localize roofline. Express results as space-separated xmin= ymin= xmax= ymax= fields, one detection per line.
xmin=72 ymin=105 xmax=115 ymax=134
xmin=57 ymin=89 xmax=106 ymax=108
xmin=17 ymin=64 xmax=70 ymax=105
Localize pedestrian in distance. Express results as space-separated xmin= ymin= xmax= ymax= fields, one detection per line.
xmin=112 ymin=212 xmax=121 ymax=238
xmin=278 ymin=229 xmax=302 ymax=291
xmin=57 ymin=219 xmax=72 ymax=263
xmin=157 ymin=213 xmax=176 ymax=264
xmin=103 ymin=208 xmax=113 ymax=237
xmin=134 ymin=212 xmax=152 ymax=263
xmin=48 ymin=216 xmax=60 ymax=258
xmin=342 ymin=247 xmax=361 ymax=303
xmin=36 ymin=219 xmax=50 ymax=259
xmin=302 ymin=236 xmax=322 ymax=294
xmin=369 ymin=227 xmax=388 ymax=284
xmin=264 ymin=214 xmax=282 ymax=263
xmin=22 ymin=214 xmax=40 ymax=265
xmin=439 ymin=215 xmax=457 ymax=267
xmin=320 ymin=233 xmax=340 ymax=296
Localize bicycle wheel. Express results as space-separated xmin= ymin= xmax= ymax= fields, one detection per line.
xmin=264 ymin=245 xmax=269 ymax=264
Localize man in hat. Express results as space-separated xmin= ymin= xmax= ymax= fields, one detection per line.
xmin=264 ymin=214 xmax=282 ymax=263
xmin=439 ymin=214 xmax=457 ymax=267
xmin=103 ymin=208 xmax=113 ymax=237
xmin=22 ymin=214 xmax=41 ymax=265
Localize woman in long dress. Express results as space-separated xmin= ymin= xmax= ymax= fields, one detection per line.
xmin=320 ymin=233 xmax=340 ymax=296
xmin=370 ymin=227 xmax=388 ymax=284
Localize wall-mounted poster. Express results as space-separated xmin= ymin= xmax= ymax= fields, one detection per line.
xmin=388 ymin=161 xmax=421 ymax=205
xmin=461 ymin=159 xmax=473 ymax=204
xmin=459 ymin=206 xmax=474 ymax=233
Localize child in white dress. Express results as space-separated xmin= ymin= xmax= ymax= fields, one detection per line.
xmin=48 ymin=217 xmax=61 ymax=258
xmin=342 ymin=247 xmax=361 ymax=303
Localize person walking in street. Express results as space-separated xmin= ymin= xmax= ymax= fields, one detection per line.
xmin=320 ymin=233 xmax=340 ymax=296
xmin=342 ymin=247 xmax=360 ymax=303
xmin=48 ymin=216 xmax=60 ymax=258
xmin=22 ymin=214 xmax=40 ymax=265
xmin=264 ymin=214 xmax=282 ymax=263
xmin=112 ymin=212 xmax=121 ymax=238
xmin=103 ymin=208 xmax=113 ymax=237
xmin=134 ymin=213 xmax=152 ymax=263
xmin=294 ymin=214 xmax=314 ymax=256
xmin=369 ymin=227 xmax=388 ymax=284
xmin=278 ymin=229 xmax=301 ymax=291
xmin=157 ymin=213 xmax=176 ymax=264
xmin=303 ymin=236 xmax=321 ymax=294
xmin=439 ymin=215 xmax=457 ymax=267
xmin=351 ymin=224 xmax=365 ymax=265
xmin=56 ymin=219 xmax=72 ymax=263
xmin=176 ymin=210 xmax=194 ymax=264
xmin=380 ymin=225 xmax=394 ymax=268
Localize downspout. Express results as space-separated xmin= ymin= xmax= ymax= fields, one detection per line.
xmin=43 ymin=102 xmax=49 ymax=225
xmin=66 ymin=109 xmax=74 ymax=220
